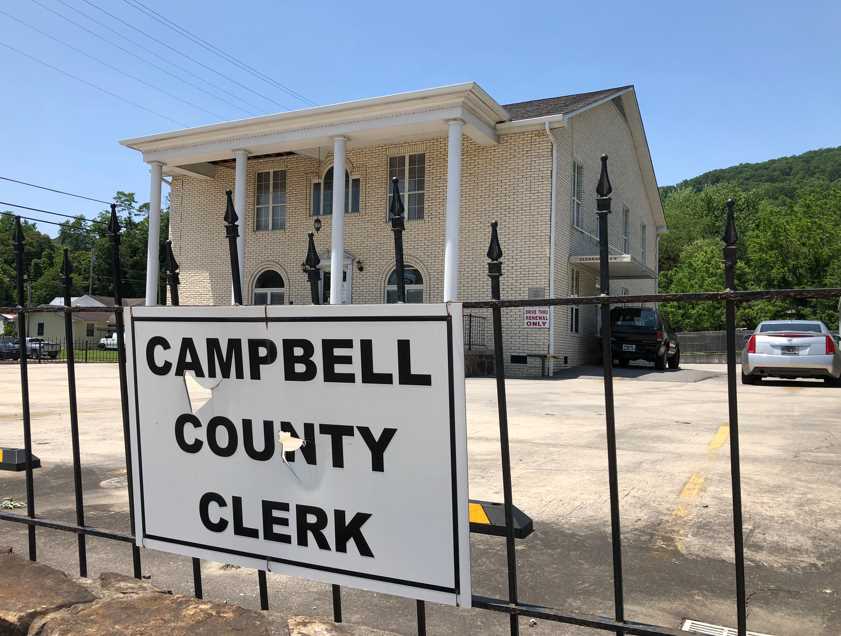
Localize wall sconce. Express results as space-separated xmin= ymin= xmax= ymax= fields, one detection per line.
xmin=356 ymin=260 xmax=364 ymax=272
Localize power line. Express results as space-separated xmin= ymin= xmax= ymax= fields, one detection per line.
xmin=122 ymin=0 xmax=316 ymax=107
xmin=0 ymin=201 xmax=108 ymax=227
xmin=2 ymin=210 xmax=69 ymax=229
xmin=0 ymin=39 xmax=188 ymax=127
xmin=0 ymin=176 xmax=111 ymax=206
xmin=0 ymin=8 xmax=227 ymax=120
xmin=79 ymin=0 xmax=295 ymax=112
xmin=42 ymin=0 xmax=259 ymax=117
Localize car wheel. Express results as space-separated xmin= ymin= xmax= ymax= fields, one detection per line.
xmin=668 ymin=347 xmax=680 ymax=370
xmin=654 ymin=351 xmax=666 ymax=371
xmin=741 ymin=373 xmax=759 ymax=385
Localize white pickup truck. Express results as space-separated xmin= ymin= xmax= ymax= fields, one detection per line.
xmin=99 ymin=333 xmax=118 ymax=350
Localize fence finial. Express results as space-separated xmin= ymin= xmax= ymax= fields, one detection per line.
xmin=165 ymin=240 xmax=180 ymax=306
xmin=487 ymin=221 xmax=503 ymax=301
xmin=223 ymin=190 xmax=243 ymax=305
xmin=487 ymin=220 xmax=503 ymax=262
xmin=107 ymin=204 xmax=121 ymax=244
xmin=304 ymin=232 xmax=321 ymax=305
xmin=723 ymin=198 xmax=737 ymax=246
xmin=389 ymin=177 xmax=407 ymax=303
xmin=61 ymin=247 xmax=73 ymax=281
xmin=596 ymin=154 xmax=612 ymax=212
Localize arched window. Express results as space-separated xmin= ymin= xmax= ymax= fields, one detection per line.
xmin=312 ymin=167 xmax=360 ymax=216
xmin=384 ymin=267 xmax=423 ymax=304
xmin=253 ymin=270 xmax=285 ymax=305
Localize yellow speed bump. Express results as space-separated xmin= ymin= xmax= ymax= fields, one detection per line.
xmin=468 ymin=499 xmax=533 ymax=538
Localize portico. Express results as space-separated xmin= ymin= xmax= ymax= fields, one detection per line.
xmin=124 ymin=83 xmax=507 ymax=306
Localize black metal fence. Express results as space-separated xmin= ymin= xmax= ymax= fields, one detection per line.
xmin=463 ymin=312 xmax=488 ymax=350
xmin=2 ymin=164 xmax=840 ymax=636
xmin=0 ymin=337 xmax=119 ymax=364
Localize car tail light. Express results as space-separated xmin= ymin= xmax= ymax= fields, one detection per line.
xmin=656 ymin=330 xmax=664 ymax=341
xmin=826 ymin=336 xmax=836 ymax=355
xmin=747 ymin=335 xmax=757 ymax=354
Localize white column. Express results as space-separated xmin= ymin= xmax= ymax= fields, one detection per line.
xmin=144 ymin=161 xmax=163 ymax=306
xmin=233 ymin=150 xmax=249 ymax=302
xmin=329 ymin=136 xmax=347 ymax=304
xmin=443 ymin=119 xmax=464 ymax=302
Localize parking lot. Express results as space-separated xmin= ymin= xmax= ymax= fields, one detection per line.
xmin=0 ymin=363 xmax=839 ymax=635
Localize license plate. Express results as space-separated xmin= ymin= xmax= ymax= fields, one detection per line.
xmin=781 ymin=346 xmax=799 ymax=355
xmin=622 ymin=344 xmax=636 ymax=352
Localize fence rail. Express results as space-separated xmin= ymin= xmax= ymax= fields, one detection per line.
xmin=0 ymin=336 xmax=119 ymax=363
xmin=3 ymin=159 xmax=838 ymax=636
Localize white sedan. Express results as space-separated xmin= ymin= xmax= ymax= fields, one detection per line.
xmin=742 ymin=320 xmax=841 ymax=386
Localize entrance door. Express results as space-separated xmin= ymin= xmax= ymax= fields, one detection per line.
xmin=320 ymin=255 xmax=353 ymax=304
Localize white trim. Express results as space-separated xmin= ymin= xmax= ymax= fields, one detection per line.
xmin=144 ymin=161 xmax=163 ymax=306
xmin=329 ymin=136 xmax=347 ymax=304
xmin=443 ymin=119 xmax=463 ymax=302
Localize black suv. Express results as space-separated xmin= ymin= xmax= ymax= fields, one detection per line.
xmin=609 ymin=307 xmax=680 ymax=370
xmin=0 ymin=336 xmax=20 ymax=360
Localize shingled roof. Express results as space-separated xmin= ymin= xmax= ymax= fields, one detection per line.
xmin=502 ymin=85 xmax=633 ymax=121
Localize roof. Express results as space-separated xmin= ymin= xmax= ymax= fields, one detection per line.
xmin=502 ymin=85 xmax=633 ymax=121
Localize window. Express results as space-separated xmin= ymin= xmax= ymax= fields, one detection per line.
xmin=86 ymin=323 xmax=95 ymax=338
xmin=36 ymin=321 xmax=45 ymax=336
xmin=569 ymin=269 xmax=580 ymax=334
xmin=252 ymin=270 xmax=285 ymax=305
xmin=388 ymin=154 xmax=425 ymax=220
xmin=622 ymin=206 xmax=630 ymax=254
xmin=571 ymin=161 xmax=584 ymax=229
xmin=640 ymin=223 xmax=647 ymax=264
xmin=384 ymin=267 xmax=424 ymax=303
xmin=255 ymin=170 xmax=287 ymax=231
xmin=312 ymin=167 xmax=360 ymax=216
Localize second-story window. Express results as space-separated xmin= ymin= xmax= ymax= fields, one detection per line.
xmin=641 ymin=223 xmax=648 ymax=264
xmin=388 ymin=153 xmax=425 ymax=220
xmin=623 ymin=206 xmax=630 ymax=254
xmin=571 ymin=161 xmax=584 ymax=229
xmin=312 ymin=167 xmax=361 ymax=216
xmin=255 ymin=170 xmax=286 ymax=231
xmin=569 ymin=269 xmax=581 ymax=334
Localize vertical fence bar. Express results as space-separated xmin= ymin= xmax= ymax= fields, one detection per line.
xmin=304 ymin=232 xmax=321 ymax=305
xmin=332 ymin=584 xmax=342 ymax=623
xmin=13 ymin=217 xmax=36 ymax=561
xmin=61 ymin=248 xmax=87 ymax=577
xmin=165 ymin=241 xmax=204 ymax=599
xmin=107 ymin=205 xmax=142 ymax=579
xmin=595 ymin=155 xmax=625 ymax=635
xmin=258 ymin=570 xmax=269 ymax=610
xmin=416 ymin=599 xmax=427 ymax=636
xmin=722 ymin=198 xmax=747 ymax=636
xmin=224 ymin=190 xmax=243 ymax=305
xmin=487 ymin=221 xmax=520 ymax=636
xmin=389 ymin=177 xmax=407 ymax=303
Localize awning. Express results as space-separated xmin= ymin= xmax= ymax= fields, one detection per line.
xmin=569 ymin=254 xmax=655 ymax=279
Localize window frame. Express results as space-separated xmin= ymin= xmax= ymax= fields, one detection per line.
xmin=86 ymin=323 xmax=95 ymax=338
xmin=254 ymin=169 xmax=287 ymax=232
xmin=622 ymin=205 xmax=630 ymax=254
xmin=569 ymin=269 xmax=581 ymax=334
xmin=640 ymin=222 xmax=647 ymax=264
xmin=387 ymin=153 xmax=426 ymax=221
xmin=311 ymin=167 xmax=361 ymax=217
xmin=384 ymin=266 xmax=424 ymax=304
xmin=571 ymin=160 xmax=584 ymax=230
xmin=252 ymin=269 xmax=286 ymax=305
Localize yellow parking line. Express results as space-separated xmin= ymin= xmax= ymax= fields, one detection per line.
xmin=707 ymin=425 xmax=729 ymax=452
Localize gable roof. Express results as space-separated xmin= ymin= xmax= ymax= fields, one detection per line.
xmin=502 ymin=85 xmax=633 ymax=121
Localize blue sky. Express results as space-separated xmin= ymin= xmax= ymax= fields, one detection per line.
xmin=2 ymin=0 xmax=840 ymax=234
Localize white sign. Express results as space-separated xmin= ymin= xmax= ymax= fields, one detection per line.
xmin=125 ymin=303 xmax=471 ymax=606
xmin=523 ymin=307 xmax=549 ymax=328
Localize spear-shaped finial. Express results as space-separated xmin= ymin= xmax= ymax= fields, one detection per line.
xmin=61 ymin=247 xmax=73 ymax=281
xmin=722 ymin=198 xmax=737 ymax=246
xmin=224 ymin=190 xmax=239 ymax=239
xmin=107 ymin=203 xmax=121 ymax=243
xmin=487 ymin=220 xmax=503 ymax=262
xmin=596 ymin=154 xmax=612 ymax=212
xmin=305 ymin=232 xmax=320 ymax=270
xmin=389 ymin=177 xmax=404 ymax=226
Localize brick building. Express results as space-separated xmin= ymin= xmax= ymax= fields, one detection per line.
xmin=122 ymin=83 xmax=665 ymax=376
